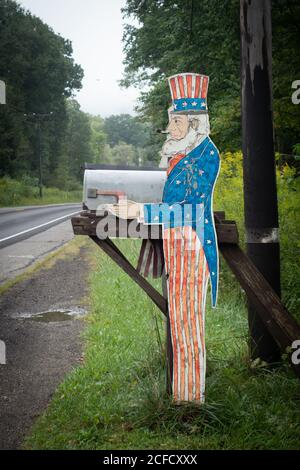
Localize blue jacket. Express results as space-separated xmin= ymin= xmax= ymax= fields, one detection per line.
xmin=143 ymin=136 xmax=220 ymax=307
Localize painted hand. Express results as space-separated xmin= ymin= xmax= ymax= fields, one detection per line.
xmin=105 ymin=200 xmax=141 ymax=219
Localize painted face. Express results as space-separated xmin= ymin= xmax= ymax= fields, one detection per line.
xmin=166 ymin=114 xmax=189 ymax=140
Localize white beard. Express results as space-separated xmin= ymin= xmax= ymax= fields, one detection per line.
xmin=159 ymin=127 xmax=207 ymax=169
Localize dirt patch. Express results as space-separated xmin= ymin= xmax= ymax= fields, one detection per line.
xmin=0 ymin=243 xmax=91 ymax=449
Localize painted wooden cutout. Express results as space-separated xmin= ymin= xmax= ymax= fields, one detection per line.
xmin=109 ymin=73 xmax=220 ymax=403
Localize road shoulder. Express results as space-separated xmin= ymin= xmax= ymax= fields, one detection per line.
xmin=0 ymin=238 xmax=91 ymax=450
xmin=0 ymin=220 xmax=76 ymax=286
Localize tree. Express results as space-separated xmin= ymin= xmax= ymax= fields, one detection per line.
xmin=104 ymin=113 xmax=150 ymax=148
xmin=121 ymin=0 xmax=300 ymax=155
xmin=111 ymin=141 xmax=138 ymax=166
xmin=88 ymin=115 xmax=107 ymax=163
xmin=63 ymin=99 xmax=92 ymax=183
xmin=0 ymin=0 xmax=83 ymax=180
xmin=104 ymin=113 xmax=159 ymax=165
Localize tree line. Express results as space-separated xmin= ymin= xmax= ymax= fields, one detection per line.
xmin=0 ymin=0 xmax=157 ymax=192
xmin=1 ymin=0 xmax=299 ymax=193
xmin=121 ymin=0 xmax=300 ymax=160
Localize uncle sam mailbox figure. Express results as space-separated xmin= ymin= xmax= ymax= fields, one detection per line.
xmin=108 ymin=73 xmax=220 ymax=403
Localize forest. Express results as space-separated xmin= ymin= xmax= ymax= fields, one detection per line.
xmin=0 ymin=0 xmax=157 ymax=203
xmin=0 ymin=0 xmax=299 ymax=205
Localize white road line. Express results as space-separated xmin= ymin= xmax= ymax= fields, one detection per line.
xmin=8 ymin=255 xmax=35 ymax=259
xmin=0 ymin=211 xmax=80 ymax=244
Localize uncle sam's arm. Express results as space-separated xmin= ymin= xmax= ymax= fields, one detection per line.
xmin=105 ymin=200 xmax=175 ymax=223
xmin=139 ymin=203 xmax=176 ymax=225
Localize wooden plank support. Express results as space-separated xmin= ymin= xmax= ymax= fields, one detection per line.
xmin=72 ymin=213 xmax=239 ymax=245
xmin=220 ymin=243 xmax=300 ymax=378
xmin=89 ymin=235 xmax=168 ymax=317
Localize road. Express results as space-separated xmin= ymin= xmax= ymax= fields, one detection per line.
xmin=0 ymin=203 xmax=82 ymax=249
xmin=0 ymin=203 xmax=82 ymax=284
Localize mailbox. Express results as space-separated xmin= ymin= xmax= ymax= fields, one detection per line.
xmin=83 ymin=164 xmax=166 ymax=211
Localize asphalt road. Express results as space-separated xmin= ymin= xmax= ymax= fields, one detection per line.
xmin=0 ymin=203 xmax=82 ymax=249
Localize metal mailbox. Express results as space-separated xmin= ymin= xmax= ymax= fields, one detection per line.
xmin=83 ymin=164 xmax=166 ymax=211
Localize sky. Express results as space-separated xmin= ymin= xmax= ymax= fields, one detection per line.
xmin=19 ymin=0 xmax=139 ymax=117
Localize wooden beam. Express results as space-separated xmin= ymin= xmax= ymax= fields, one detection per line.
xmin=72 ymin=214 xmax=238 ymax=244
xmin=89 ymin=236 xmax=168 ymax=317
xmin=220 ymin=243 xmax=300 ymax=377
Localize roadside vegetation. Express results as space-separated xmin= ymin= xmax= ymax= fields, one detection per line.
xmin=24 ymin=153 xmax=300 ymax=450
xmin=0 ymin=176 xmax=82 ymax=207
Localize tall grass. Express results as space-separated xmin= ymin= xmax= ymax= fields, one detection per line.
xmin=0 ymin=176 xmax=82 ymax=207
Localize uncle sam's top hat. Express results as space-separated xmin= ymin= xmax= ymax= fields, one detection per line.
xmin=168 ymin=73 xmax=209 ymax=114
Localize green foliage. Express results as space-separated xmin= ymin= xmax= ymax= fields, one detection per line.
xmin=88 ymin=115 xmax=107 ymax=163
xmin=272 ymin=0 xmax=300 ymax=154
xmin=0 ymin=0 xmax=83 ymax=181
xmin=0 ymin=2 xmax=164 ymax=184
xmin=111 ymin=141 xmax=138 ymax=166
xmin=0 ymin=175 xmax=38 ymax=205
xmin=64 ymin=100 xmax=92 ymax=179
xmin=277 ymin=165 xmax=300 ymax=314
xmin=214 ymin=151 xmax=300 ymax=318
xmin=104 ymin=114 xmax=149 ymax=148
xmin=122 ymin=0 xmax=241 ymax=149
xmin=103 ymin=114 xmax=159 ymax=166
xmin=0 ymin=176 xmax=81 ymax=206
xmin=293 ymin=144 xmax=300 ymax=155
xmin=214 ymin=151 xmax=245 ymax=245
xmin=122 ymin=0 xmax=300 ymax=155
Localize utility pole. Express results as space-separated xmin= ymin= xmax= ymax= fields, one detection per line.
xmin=36 ymin=119 xmax=42 ymax=198
xmin=24 ymin=112 xmax=53 ymax=199
xmin=240 ymin=0 xmax=281 ymax=363
xmin=0 ymin=80 xmax=6 ymax=105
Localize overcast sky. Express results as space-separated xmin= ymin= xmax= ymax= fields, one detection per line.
xmin=19 ymin=0 xmax=139 ymax=117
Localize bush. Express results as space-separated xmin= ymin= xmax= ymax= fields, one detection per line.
xmin=0 ymin=176 xmax=82 ymax=207
xmin=215 ymin=152 xmax=300 ymax=319
xmin=0 ymin=176 xmax=38 ymax=206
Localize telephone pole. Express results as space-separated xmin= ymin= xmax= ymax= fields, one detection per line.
xmin=240 ymin=0 xmax=281 ymax=363
xmin=0 ymin=80 xmax=6 ymax=105
xmin=24 ymin=112 xmax=53 ymax=198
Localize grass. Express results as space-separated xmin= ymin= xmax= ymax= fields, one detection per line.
xmin=23 ymin=239 xmax=300 ymax=450
xmin=20 ymin=154 xmax=300 ymax=449
xmin=0 ymin=176 xmax=82 ymax=207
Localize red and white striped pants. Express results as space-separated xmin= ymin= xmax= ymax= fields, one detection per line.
xmin=163 ymin=226 xmax=209 ymax=403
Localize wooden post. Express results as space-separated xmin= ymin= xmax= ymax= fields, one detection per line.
xmin=89 ymin=235 xmax=168 ymax=316
xmin=0 ymin=80 xmax=6 ymax=105
xmin=240 ymin=0 xmax=281 ymax=362
xmin=36 ymin=120 xmax=43 ymax=199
